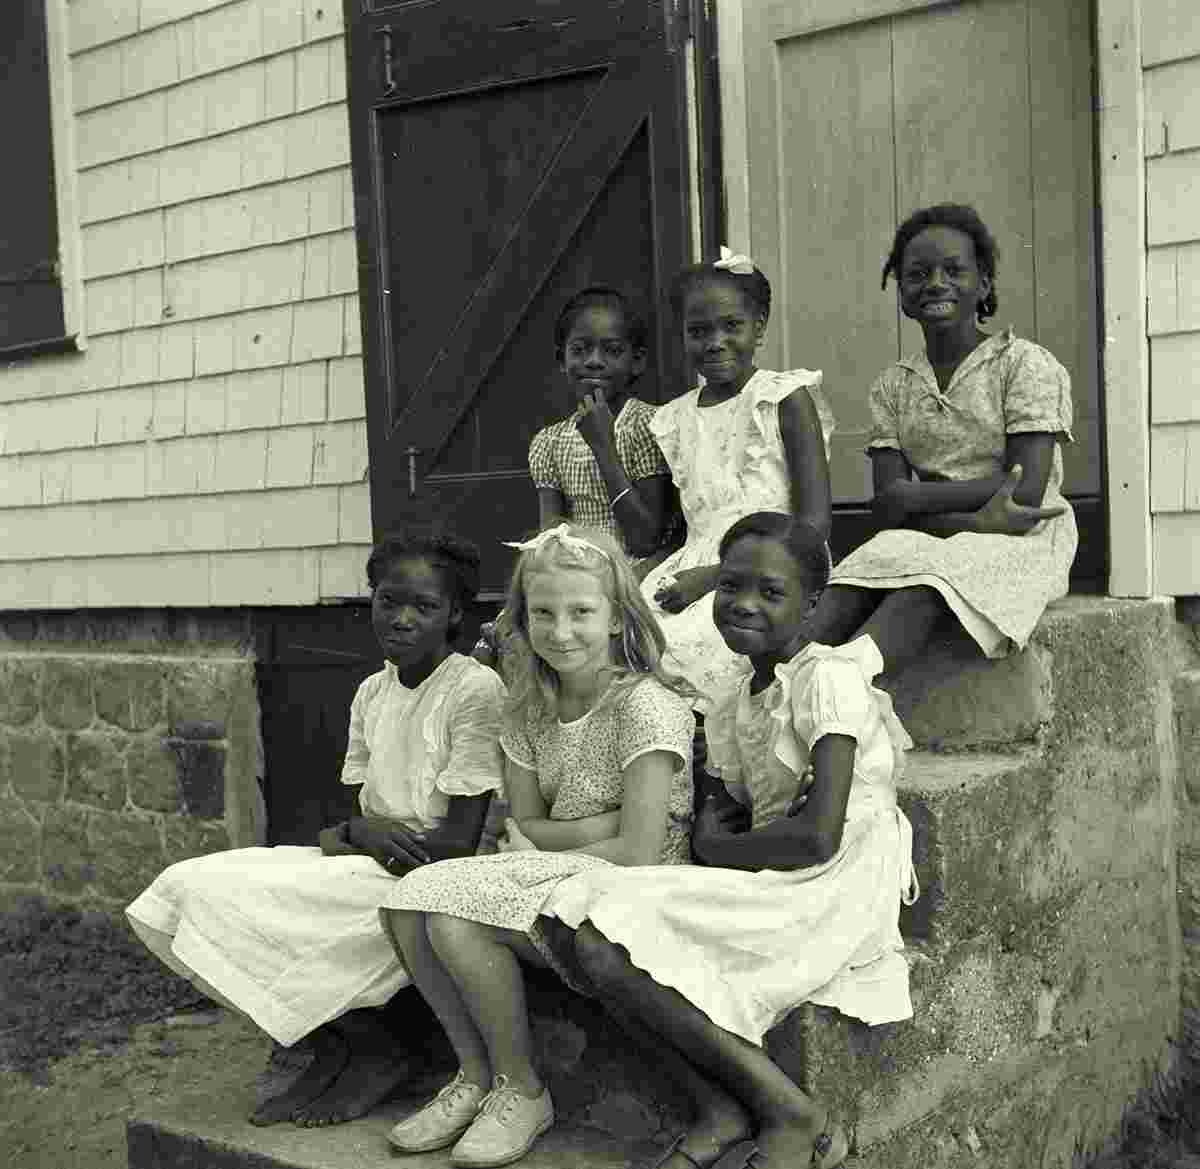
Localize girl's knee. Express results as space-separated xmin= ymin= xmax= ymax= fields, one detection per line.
xmin=574 ymin=921 xmax=629 ymax=987
xmin=427 ymin=911 xmax=484 ymax=955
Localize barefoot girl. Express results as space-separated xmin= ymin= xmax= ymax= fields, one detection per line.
xmin=531 ymin=286 xmax=674 ymax=558
xmin=641 ymin=249 xmax=834 ymax=712
xmin=125 ymin=530 xmax=506 ymax=1127
xmin=809 ymin=203 xmax=1074 ymax=673
xmin=379 ymin=524 xmax=694 ymax=1167
xmin=549 ymin=512 xmax=918 ymax=1169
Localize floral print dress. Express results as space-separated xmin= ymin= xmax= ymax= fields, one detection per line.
xmin=380 ymin=677 xmax=694 ymax=971
xmin=831 ymin=329 xmax=1077 ymax=656
xmin=641 ymin=369 xmax=835 ymax=711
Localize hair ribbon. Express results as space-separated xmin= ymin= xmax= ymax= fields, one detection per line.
xmin=503 ymin=523 xmax=612 ymax=563
xmin=713 ymin=245 xmax=756 ymax=275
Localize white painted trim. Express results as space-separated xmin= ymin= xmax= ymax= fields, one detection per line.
xmin=714 ymin=0 xmax=751 ymax=254
xmin=44 ymin=0 xmax=85 ymax=349
xmin=1096 ymin=0 xmax=1153 ymax=596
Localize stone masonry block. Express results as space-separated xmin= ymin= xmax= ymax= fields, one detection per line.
xmin=90 ymin=812 xmax=164 ymax=902
xmin=94 ymin=660 xmax=166 ymax=732
xmin=66 ymin=732 xmax=127 ymax=812
xmin=5 ymin=731 xmax=66 ymax=802
xmin=0 ymin=797 xmax=40 ymax=884
xmin=166 ymin=661 xmax=241 ymax=735
xmin=162 ymin=816 xmax=231 ymax=864
xmin=0 ymin=658 xmax=40 ymax=725
xmin=42 ymin=659 xmax=94 ymax=730
xmin=126 ymin=736 xmax=182 ymax=814
xmin=166 ymin=739 xmax=226 ymax=819
xmin=42 ymin=805 xmax=97 ymax=894
xmin=1174 ymin=670 xmax=1200 ymax=804
xmin=885 ymin=633 xmax=1051 ymax=750
xmin=899 ymin=744 xmax=1170 ymax=946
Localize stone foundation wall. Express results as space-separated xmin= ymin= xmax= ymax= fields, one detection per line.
xmin=0 ymin=610 xmax=262 ymax=909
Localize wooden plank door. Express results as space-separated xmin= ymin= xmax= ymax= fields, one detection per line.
xmin=344 ymin=0 xmax=693 ymax=597
xmin=734 ymin=0 xmax=1101 ymax=530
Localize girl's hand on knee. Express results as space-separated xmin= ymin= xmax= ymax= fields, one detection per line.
xmin=654 ymin=566 xmax=714 ymax=613
xmin=974 ymin=465 xmax=1066 ymax=535
xmin=692 ymin=794 xmax=749 ymax=856
xmin=498 ymin=818 xmax=538 ymax=853
xmin=349 ymin=816 xmax=430 ymax=872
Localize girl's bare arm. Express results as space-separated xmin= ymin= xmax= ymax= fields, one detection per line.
xmin=872 ymin=433 xmax=1063 ymax=535
xmin=779 ymin=387 xmax=832 ymax=540
xmin=537 ymin=487 xmax=568 ymax=530
xmin=691 ymin=735 xmax=855 ymax=871
xmin=508 ymin=758 xmax=622 ymax=851
xmin=567 ymin=748 xmax=677 ymax=865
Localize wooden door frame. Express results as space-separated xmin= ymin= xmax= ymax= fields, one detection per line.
xmin=710 ymin=0 xmax=1133 ymax=592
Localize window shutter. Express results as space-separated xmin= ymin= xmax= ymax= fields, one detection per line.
xmin=0 ymin=0 xmax=70 ymax=357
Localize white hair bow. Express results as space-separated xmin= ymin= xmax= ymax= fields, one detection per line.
xmin=503 ymin=523 xmax=612 ymax=562
xmin=713 ymin=245 xmax=756 ymax=275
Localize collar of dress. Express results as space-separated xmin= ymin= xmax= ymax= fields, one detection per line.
xmin=895 ymin=326 xmax=1014 ymax=395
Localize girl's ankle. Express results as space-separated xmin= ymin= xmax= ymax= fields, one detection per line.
xmin=495 ymin=1070 xmax=544 ymax=1098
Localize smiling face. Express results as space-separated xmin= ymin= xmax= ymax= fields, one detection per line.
xmin=524 ymin=566 xmax=621 ymax=685
xmin=898 ymin=226 xmax=992 ymax=338
xmin=370 ymin=556 xmax=458 ymax=679
xmin=713 ymin=535 xmax=817 ymax=673
xmin=560 ymin=304 xmax=646 ymax=408
xmin=682 ymin=279 xmax=764 ymax=394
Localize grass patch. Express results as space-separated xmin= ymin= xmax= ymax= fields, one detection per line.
xmin=0 ymin=894 xmax=209 ymax=1081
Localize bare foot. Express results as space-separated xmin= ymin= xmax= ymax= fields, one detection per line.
xmin=292 ymin=1048 xmax=411 ymax=1126
xmin=249 ymin=1028 xmax=348 ymax=1126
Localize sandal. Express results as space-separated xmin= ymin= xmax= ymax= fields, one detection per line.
xmin=642 ymin=1132 xmax=760 ymax=1169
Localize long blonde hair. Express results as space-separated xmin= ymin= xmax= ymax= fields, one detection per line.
xmin=498 ymin=525 xmax=691 ymax=726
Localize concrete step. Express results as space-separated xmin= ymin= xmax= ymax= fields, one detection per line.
xmin=128 ymin=1102 xmax=658 ymax=1169
xmin=883 ymin=595 xmax=1175 ymax=751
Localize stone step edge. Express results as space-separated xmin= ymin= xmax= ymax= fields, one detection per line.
xmin=127 ymin=1110 xmax=658 ymax=1169
xmin=898 ymin=747 xmax=1039 ymax=796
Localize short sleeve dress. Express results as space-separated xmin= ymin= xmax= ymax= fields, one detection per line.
xmin=528 ymin=397 xmax=670 ymax=553
xmin=545 ymin=639 xmax=918 ymax=1046
xmin=831 ymin=330 xmax=1077 ymax=656
xmin=125 ymin=654 xmax=506 ymax=1047
xmin=640 ymin=369 xmax=835 ymax=711
xmin=380 ymin=676 xmax=694 ymax=972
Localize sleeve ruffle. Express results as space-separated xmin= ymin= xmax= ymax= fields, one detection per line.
xmin=647 ymin=392 xmax=695 ymax=483
xmin=703 ymin=684 xmax=743 ymax=783
xmin=615 ymin=680 xmax=695 ymax=770
xmin=433 ymin=664 xmax=508 ymax=798
xmin=339 ymin=669 xmax=386 ymax=786
xmin=749 ymin=369 xmax=834 ymax=461
xmin=1003 ymin=338 xmax=1075 ymax=443
xmin=765 ymin=642 xmax=912 ymax=781
xmin=528 ymin=425 xmax=558 ymax=490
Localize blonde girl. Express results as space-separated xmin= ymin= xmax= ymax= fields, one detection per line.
xmin=378 ymin=524 xmax=694 ymax=1168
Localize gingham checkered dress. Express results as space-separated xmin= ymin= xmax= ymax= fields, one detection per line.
xmin=528 ymin=397 xmax=670 ymax=551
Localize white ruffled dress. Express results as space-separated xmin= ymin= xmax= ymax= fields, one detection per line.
xmin=125 ymin=654 xmax=505 ymax=1047
xmin=545 ymin=639 xmax=918 ymax=1046
xmin=642 ymin=369 xmax=834 ymax=711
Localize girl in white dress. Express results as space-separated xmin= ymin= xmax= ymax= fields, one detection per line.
xmin=642 ymin=248 xmax=835 ymax=712
xmin=549 ymin=512 xmax=919 ymax=1169
xmin=379 ymin=524 xmax=694 ymax=1168
xmin=125 ymin=530 xmax=506 ymax=1127
xmin=810 ymin=204 xmax=1074 ymax=672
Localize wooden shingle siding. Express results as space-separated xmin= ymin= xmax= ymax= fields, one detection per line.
xmin=1143 ymin=0 xmax=1200 ymax=594
xmin=0 ymin=2 xmax=368 ymax=608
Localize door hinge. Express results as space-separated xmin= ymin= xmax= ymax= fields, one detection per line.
xmin=665 ymin=0 xmax=690 ymax=53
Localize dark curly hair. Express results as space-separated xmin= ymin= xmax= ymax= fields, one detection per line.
xmin=553 ymin=286 xmax=649 ymax=363
xmin=366 ymin=527 xmax=482 ymax=631
xmin=668 ymin=259 xmax=772 ymax=324
xmin=718 ymin=511 xmax=832 ymax=596
xmin=881 ymin=203 xmax=999 ymax=321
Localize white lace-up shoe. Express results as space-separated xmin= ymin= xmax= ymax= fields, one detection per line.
xmin=449 ymin=1074 xmax=554 ymax=1167
xmin=387 ymin=1070 xmax=486 ymax=1153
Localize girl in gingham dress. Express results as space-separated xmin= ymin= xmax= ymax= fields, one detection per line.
xmin=529 ymin=286 xmax=675 ymax=560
